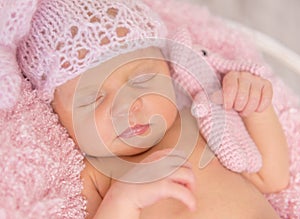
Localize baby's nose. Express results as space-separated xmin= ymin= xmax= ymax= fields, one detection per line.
xmin=111 ymin=95 xmax=144 ymax=134
xmin=129 ymin=98 xmax=143 ymax=114
xmin=111 ymin=92 xmax=143 ymax=118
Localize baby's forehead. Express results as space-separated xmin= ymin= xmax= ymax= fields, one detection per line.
xmin=82 ymin=47 xmax=166 ymax=75
xmin=54 ymin=47 xmax=167 ymax=98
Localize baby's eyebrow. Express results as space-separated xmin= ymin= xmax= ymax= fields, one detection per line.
xmin=74 ymin=88 xmax=104 ymax=108
xmin=129 ymin=60 xmax=159 ymax=76
xmin=77 ymin=85 xmax=99 ymax=93
xmin=76 ymin=86 xmax=101 ymax=99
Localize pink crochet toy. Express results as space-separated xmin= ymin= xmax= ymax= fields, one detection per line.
xmin=168 ymin=28 xmax=264 ymax=172
xmin=0 ymin=81 xmax=86 ymax=218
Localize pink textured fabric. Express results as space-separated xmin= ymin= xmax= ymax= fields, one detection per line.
xmin=17 ymin=0 xmax=167 ymax=102
xmin=0 ymin=0 xmax=38 ymax=109
xmin=0 ymin=80 xmax=86 ymax=219
xmin=262 ymin=74 xmax=300 ymax=219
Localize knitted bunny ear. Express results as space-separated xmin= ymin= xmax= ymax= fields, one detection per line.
xmin=168 ymin=27 xmax=214 ymax=118
xmin=203 ymin=49 xmax=273 ymax=78
xmin=0 ymin=0 xmax=38 ymax=110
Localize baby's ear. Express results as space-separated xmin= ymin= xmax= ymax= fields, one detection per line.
xmin=0 ymin=0 xmax=38 ymax=110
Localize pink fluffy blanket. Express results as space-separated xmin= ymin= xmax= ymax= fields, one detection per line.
xmin=265 ymin=78 xmax=300 ymax=218
xmin=0 ymin=0 xmax=300 ymax=218
xmin=0 ymin=81 xmax=86 ymax=219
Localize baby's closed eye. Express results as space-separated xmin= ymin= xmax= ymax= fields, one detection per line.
xmin=78 ymin=92 xmax=106 ymax=107
xmin=128 ymin=73 xmax=158 ymax=88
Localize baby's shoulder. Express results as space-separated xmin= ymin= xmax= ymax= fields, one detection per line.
xmin=81 ymin=158 xmax=111 ymax=198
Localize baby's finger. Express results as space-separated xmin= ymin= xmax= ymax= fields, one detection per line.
xmin=257 ymin=80 xmax=273 ymax=112
xmin=161 ymin=181 xmax=196 ymax=211
xmin=234 ymin=74 xmax=251 ymax=112
xmin=240 ymin=82 xmax=263 ymax=117
xmin=222 ymin=72 xmax=239 ymax=110
xmin=133 ymin=162 xmax=195 ymax=210
xmin=169 ymin=165 xmax=196 ymax=192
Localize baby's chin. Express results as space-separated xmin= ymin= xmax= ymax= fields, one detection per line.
xmin=110 ymin=133 xmax=166 ymax=157
xmin=108 ymin=143 xmax=154 ymax=158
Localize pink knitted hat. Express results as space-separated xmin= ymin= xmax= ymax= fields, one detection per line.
xmin=17 ymin=0 xmax=167 ymax=102
xmin=0 ymin=0 xmax=38 ymax=110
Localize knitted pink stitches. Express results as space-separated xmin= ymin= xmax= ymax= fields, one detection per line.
xmin=205 ymin=50 xmax=273 ymax=78
xmin=17 ymin=0 xmax=167 ymax=102
xmin=169 ymin=28 xmax=262 ymax=172
xmin=0 ymin=0 xmax=38 ymax=109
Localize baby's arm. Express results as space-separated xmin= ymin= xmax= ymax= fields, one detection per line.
xmin=222 ymin=71 xmax=289 ymax=193
xmin=81 ymin=150 xmax=196 ymax=219
xmin=81 ymin=159 xmax=106 ymax=219
xmin=242 ymin=105 xmax=289 ymax=193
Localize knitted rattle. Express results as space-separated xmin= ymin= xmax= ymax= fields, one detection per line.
xmin=169 ymin=28 xmax=265 ymax=172
xmin=0 ymin=0 xmax=38 ymax=110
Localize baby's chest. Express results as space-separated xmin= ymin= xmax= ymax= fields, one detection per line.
xmin=139 ymin=143 xmax=274 ymax=219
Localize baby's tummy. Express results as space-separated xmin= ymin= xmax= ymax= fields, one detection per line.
xmin=140 ymin=147 xmax=280 ymax=219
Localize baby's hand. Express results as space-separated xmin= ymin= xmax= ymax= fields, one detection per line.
xmin=222 ymin=71 xmax=273 ymax=117
xmin=100 ymin=150 xmax=196 ymax=217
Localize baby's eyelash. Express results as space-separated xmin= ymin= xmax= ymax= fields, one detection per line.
xmin=94 ymin=94 xmax=105 ymax=104
xmin=78 ymin=93 xmax=105 ymax=107
xmin=129 ymin=73 xmax=157 ymax=86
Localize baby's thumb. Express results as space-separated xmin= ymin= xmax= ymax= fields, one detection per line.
xmin=209 ymin=89 xmax=223 ymax=105
xmin=161 ymin=182 xmax=196 ymax=211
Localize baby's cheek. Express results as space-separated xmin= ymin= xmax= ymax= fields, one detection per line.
xmin=94 ymin=113 xmax=117 ymax=147
xmin=149 ymin=95 xmax=177 ymax=128
xmin=53 ymin=106 xmax=75 ymax=137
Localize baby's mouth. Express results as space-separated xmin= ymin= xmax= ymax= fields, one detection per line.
xmin=118 ymin=124 xmax=150 ymax=138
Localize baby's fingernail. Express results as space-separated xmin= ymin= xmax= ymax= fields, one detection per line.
xmin=224 ymin=101 xmax=232 ymax=110
xmin=210 ymin=90 xmax=223 ymax=105
xmin=239 ymin=111 xmax=249 ymax=117
xmin=224 ymin=102 xmax=228 ymax=109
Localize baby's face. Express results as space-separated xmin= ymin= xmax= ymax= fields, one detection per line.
xmin=52 ymin=47 xmax=178 ymax=157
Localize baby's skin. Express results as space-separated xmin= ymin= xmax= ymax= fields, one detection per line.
xmin=52 ymin=47 xmax=289 ymax=219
